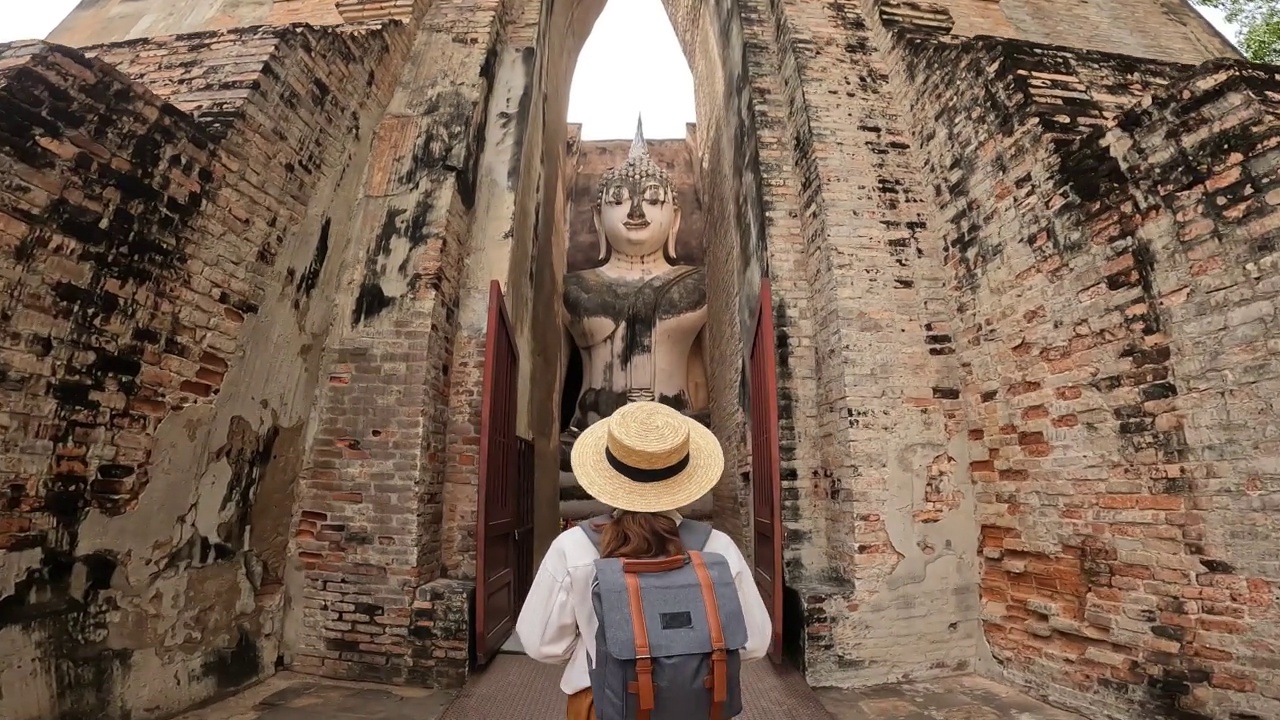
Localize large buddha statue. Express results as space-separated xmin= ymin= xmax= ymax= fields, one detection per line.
xmin=562 ymin=121 xmax=708 ymax=434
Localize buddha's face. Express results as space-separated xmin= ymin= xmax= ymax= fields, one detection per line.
xmin=597 ymin=178 xmax=678 ymax=258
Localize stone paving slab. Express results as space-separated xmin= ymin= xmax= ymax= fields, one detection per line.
xmin=170 ymin=671 xmax=455 ymax=720
xmin=816 ymin=673 xmax=1086 ymax=720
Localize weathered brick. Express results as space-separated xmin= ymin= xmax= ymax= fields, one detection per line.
xmin=0 ymin=19 xmax=410 ymax=720
xmin=4 ymin=2 xmax=1275 ymax=720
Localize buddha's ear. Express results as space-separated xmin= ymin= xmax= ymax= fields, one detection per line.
xmin=666 ymin=204 xmax=682 ymax=263
xmin=593 ymin=204 xmax=608 ymax=264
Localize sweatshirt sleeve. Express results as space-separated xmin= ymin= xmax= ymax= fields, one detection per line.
xmin=515 ymin=538 xmax=579 ymax=663
xmin=715 ymin=535 xmax=774 ymax=662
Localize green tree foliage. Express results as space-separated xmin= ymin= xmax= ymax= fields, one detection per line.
xmin=1197 ymin=0 xmax=1280 ymax=63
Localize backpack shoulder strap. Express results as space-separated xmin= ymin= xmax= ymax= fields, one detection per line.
xmin=577 ymin=514 xmax=613 ymax=553
xmin=678 ymin=519 xmax=713 ymax=551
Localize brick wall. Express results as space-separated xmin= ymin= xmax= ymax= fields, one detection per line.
xmin=1128 ymin=63 xmax=1280 ymax=720
xmin=290 ymin=0 xmax=511 ymax=686
xmin=882 ymin=16 xmax=1280 ymax=719
xmin=15 ymin=0 xmax=1276 ymax=711
xmin=997 ymin=0 xmax=1236 ymax=65
xmin=48 ymin=0 xmax=275 ymax=46
xmin=267 ymin=0 xmax=347 ymax=25
xmin=46 ymin=0 xmax=437 ymax=46
xmin=766 ymin=0 xmax=991 ymax=686
xmin=0 ymin=22 xmax=407 ymax=720
xmin=685 ymin=0 xmax=814 ymax=575
xmin=269 ymin=0 xmax=430 ymax=25
xmin=862 ymin=0 xmax=1237 ymax=65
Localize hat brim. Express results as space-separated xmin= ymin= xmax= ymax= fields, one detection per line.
xmin=570 ymin=413 xmax=724 ymax=513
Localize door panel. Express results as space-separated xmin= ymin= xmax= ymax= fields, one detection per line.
xmin=749 ymin=277 xmax=784 ymax=664
xmin=475 ymin=280 xmax=530 ymax=666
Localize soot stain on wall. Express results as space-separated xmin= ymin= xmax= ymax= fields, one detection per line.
xmin=201 ymin=626 xmax=262 ymax=691
xmin=292 ymin=217 xmax=331 ymax=310
xmin=0 ymin=40 xmax=311 ymax=718
xmin=351 ymin=197 xmax=437 ymax=325
xmin=505 ymin=47 xmax=537 ymax=191
xmin=351 ymin=85 xmax=491 ymax=325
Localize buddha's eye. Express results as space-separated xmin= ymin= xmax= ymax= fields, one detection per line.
xmin=608 ymin=186 xmax=626 ymax=205
xmin=643 ymin=184 xmax=663 ymax=204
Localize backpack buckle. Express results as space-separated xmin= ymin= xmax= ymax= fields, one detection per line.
xmin=634 ymin=656 xmax=657 ymax=712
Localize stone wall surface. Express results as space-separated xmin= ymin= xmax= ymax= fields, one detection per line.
xmin=996 ymin=0 xmax=1235 ymax=64
xmin=0 ymin=21 xmax=408 ymax=720
xmin=290 ymin=0 xmax=515 ymax=688
xmin=739 ymin=0 xmax=991 ymax=687
xmin=879 ymin=14 xmax=1280 ymax=719
xmin=48 ymin=0 xmax=277 ymax=47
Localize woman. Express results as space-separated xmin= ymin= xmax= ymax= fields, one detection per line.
xmin=516 ymin=401 xmax=773 ymax=719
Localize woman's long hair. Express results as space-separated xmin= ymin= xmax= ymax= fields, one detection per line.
xmin=595 ymin=511 xmax=684 ymax=559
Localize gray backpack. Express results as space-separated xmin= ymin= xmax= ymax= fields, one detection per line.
xmin=580 ymin=515 xmax=747 ymax=720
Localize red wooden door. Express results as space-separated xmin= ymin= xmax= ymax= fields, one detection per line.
xmin=749 ymin=277 xmax=784 ymax=664
xmin=475 ymin=280 xmax=529 ymax=666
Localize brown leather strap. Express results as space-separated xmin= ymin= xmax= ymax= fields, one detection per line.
xmin=690 ymin=551 xmax=728 ymax=720
xmin=624 ymin=571 xmax=656 ymax=720
xmin=621 ymin=554 xmax=687 ymax=573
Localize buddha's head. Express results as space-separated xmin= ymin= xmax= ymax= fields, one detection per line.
xmin=593 ymin=119 xmax=681 ymax=263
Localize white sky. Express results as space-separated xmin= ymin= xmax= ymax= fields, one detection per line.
xmin=0 ymin=1 xmax=1242 ymax=140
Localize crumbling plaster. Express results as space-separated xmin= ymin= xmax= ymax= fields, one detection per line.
xmin=0 ymin=22 xmax=407 ymax=720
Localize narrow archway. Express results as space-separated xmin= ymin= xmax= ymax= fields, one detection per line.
xmin=510 ymin=0 xmax=788 ymax=658
xmin=467 ymin=0 xmax=789 ymax=668
xmin=550 ymin=0 xmax=709 ymax=531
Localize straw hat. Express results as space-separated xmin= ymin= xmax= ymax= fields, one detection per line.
xmin=570 ymin=401 xmax=724 ymax=513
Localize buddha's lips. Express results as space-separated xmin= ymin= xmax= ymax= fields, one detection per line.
xmin=624 ymin=220 xmax=650 ymax=229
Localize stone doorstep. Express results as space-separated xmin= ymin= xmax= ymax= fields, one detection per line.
xmin=500 ymin=631 xmax=526 ymax=655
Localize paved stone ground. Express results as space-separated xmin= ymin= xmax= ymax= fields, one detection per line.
xmin=170 ymin=672 xmax=455 ymax=720
xmin=439 ymin=653 xmax=832 ymax=719
xmin=172 ymin=662 xmax=1084 ymax=720
xmin=816 ymin=673 xmax=1087 ymax=720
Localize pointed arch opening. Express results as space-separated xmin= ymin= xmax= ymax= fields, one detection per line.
xmin=554 ymin=0 xmax=711 ymax=528
xmin=567 ymin=0 xmax=696 ymax=141
xmin=501 ymin=0 xmax=773 ymax=553
xmin=444 ymin=0 xmax=797 ymax=672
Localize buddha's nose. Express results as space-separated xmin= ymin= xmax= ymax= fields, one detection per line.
xmin=627 ymin=199 xmax=646 ymax=221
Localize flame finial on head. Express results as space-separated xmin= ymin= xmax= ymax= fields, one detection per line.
xmin=595 ymin=113 xmax=675 ymax=209
xmin=629 ymin=115 xmax=647 ymax=160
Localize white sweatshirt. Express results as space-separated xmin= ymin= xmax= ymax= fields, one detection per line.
xmin=514 ymin=513 xmax=774 ymax=695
